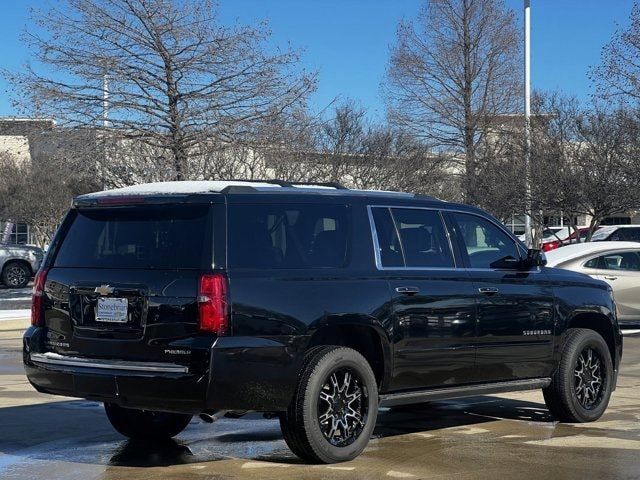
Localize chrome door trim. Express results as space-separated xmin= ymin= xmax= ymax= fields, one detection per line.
xmin=30 ymin=352 xmax=189 ymax=374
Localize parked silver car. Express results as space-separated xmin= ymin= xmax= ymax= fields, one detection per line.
xmin=0 ymin=244 xmax=44 ymax=288
xmin=545 ymin=241 xmax=640 ymax=326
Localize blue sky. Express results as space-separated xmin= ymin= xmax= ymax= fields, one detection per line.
xmin=0 ymin=0 xmax=634 ymax=119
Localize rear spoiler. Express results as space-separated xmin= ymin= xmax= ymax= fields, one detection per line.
xmin=72 ymin=193 xmax=220 ymax=208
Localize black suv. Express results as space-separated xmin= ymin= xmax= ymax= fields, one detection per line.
xmin=24 ymin=180 xmax=622 ymax=463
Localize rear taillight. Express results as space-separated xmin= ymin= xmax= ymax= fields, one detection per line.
xmin=198 ymin=273 xmax=229 ymax=336
xmin=31 ymin=268 xmax=49 ymax=327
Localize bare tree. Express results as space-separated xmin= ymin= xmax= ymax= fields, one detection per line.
xmin=4 ymin=0 xmax=316 ymax=181
xmin=572 ymin=106 xmax=640 ymax=237
xmin=0 ymin=151 xmax=99 ymax=247
xmin=383 ymin=0 xmax=521 ymax=203
xmin=591 ymin=2 xmax=640 ymax=104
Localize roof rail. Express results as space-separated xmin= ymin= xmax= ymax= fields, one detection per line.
xmin=224 ymin=178 xmax=292 ymax=187
xmin=290 ymin=181 xmax=348 ymax=190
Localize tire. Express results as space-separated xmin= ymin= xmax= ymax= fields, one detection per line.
xmin=1 ymin=261 xmax=30 ymax=288
xmin=104 ymin=403 xmax=192 ymax=440
xmin=279 ymin=346 xmax=378 ymax=463
xmin=543 ymin=328 xmax=613 ymax=423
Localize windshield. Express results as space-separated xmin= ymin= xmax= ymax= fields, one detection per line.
xmin=590 ymin=227 xmax=616 ymax=242
xmin=54 ymin=205 xmax=211 ymax=269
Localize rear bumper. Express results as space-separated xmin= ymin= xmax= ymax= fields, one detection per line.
xmin=23 ymin=327 xmax=305 ymax=414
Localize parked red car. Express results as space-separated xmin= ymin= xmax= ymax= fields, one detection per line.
xmin=542 ymin=227 xmax=597 ymax=252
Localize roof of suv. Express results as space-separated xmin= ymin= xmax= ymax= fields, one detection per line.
xmin=75 ymin=180 xmax=442 ymax=203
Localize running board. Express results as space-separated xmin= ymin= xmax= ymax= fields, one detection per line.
xmin=379 ymin=378 xmax=551 ymax=407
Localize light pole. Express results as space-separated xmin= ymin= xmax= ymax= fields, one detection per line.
xmin=102 ymin=73 xmax=110 ymax=128
xmin=524 ymin=0 xmax=533 ymax=247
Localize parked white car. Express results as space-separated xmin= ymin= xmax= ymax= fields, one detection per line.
xmin=545 ymin=241 xmax=640 ymax=327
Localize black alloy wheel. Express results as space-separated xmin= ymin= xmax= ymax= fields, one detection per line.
xmin=573 ymin=347 xmax=605 ymax=410
xmin=279 ymin=346 xmax=378 ymax=463
xmin=543 ymin=328 xmax=613 ymax=422
xmin=317 ymin=367 xmax=368 ymax=447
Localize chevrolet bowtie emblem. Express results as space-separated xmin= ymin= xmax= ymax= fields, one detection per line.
xmin=94 ymin=285 xmax=114 ymax=296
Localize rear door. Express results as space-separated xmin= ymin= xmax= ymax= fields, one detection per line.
xmin=445 ymin=211 xmax=556 ymax=383
xmin=43 ymin=203 xmax=214 ymax=365
xmin=369 ymin=206 xmax=477 ymax=390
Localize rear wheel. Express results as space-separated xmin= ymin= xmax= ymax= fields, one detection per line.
xmin=104 ymin=403 xmax=192 ymax=440
xmin=279 ymin=346 xmax=378 ymax=463
xmin=1 ymin=262 xmax=30 ymax=288
xmin=543 ymin=328 xmax=613 ymax=422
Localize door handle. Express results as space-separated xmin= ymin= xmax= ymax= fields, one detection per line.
xmin=604 ymin=276 xmax=618 ymax=281
xmin=395 ymin=286 xmax=420 ymax=295
xmin=478 ymin=287 xmax=499 ymax=295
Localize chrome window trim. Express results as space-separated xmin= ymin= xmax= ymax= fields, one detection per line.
xmin=30 ymin=352 xmax=189 ymax=374
xmin=367 ymin=204 xmax=532 ymax=273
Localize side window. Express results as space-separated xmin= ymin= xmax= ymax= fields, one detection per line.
xmin=595 ymin=251 xmax=640 ymax=271
xmin=370 ymin=208 xmax=404 ymax=267
xmin=618 ymin=228 xmax=640 ymax=242
xmin=390 ymin=208 xmax=454 ymax=268
xmin=451 ymin=213 xmax=521 ymax=269
xmin=584 ymin=257 xmax=601 ymax=269
xmin=228 ymin=204 xmax=350 ymax=269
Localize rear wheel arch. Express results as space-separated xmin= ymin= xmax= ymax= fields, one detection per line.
xmin=566 ymin=312 xmax=617 ymax=369
xmin=307 ymin=320 xmax=391 ymax=391
xmin=2 ymin=259 xmax=32 ymax=275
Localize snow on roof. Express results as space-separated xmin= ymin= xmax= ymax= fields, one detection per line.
xmin=545 ymin=241 xmax=640 ymax=266
xmin=77 ymin=180 xmax=421 ymax=200
xmin=79 ymin=180 xmax=285 ymax=198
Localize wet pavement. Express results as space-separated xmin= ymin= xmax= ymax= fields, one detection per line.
xmin=0 ymin=284 xmax=32 ymax=312
xmin=1 ymin=318 xmax=639 ymax=480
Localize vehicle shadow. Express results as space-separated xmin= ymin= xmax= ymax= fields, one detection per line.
xmin=0 ymin=395 xmax=554 ymax=469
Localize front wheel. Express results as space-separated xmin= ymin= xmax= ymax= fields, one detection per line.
xmin=543 ymin=328 xmax=613 ymax=422
xmin=104 ymin=403 xmax=192 ymax=440
xmin=280 ymin=346 xmax=378 ymax=463
xmin=1 ymin=262 xmax=30 ymax=288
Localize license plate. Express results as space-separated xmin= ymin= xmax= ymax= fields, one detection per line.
xmin=95 ymin=298 xmax=129 ymax=323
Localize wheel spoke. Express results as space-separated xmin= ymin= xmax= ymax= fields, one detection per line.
xmin=317 ymin=366 xmax=369 ymax=447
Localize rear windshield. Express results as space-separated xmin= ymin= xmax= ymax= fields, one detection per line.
xmin=228 ymin=203 xmax=350 ymax=269
xmin=54 ymin=205 xmax=211 ymax=269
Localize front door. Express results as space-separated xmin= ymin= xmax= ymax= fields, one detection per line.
xmin=589 ymin=249 xmax=640 ymax=323
xmin=369 ymin=206 xmax=477 ymax=391
xmin=445 ymin=212 xmax=556 ymax=383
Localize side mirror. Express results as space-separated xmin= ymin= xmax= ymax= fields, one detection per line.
xmin=524 ymin=248 xmax=547 ymax=269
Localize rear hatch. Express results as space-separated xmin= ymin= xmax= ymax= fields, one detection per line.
xmin=41 ymin=203 xmax=215 ymax=367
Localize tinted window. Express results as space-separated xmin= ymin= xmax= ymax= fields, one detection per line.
xmin=370 ymin=208 xmax=403 ymax=267
xmin=613 ymin=228 xmax=640 ymax=242
xmin=390 ymin=208 xmax=454 ymax=268
xmin=54 ymin=206 xmax=211 ymax=269
xmin=228 ymin=204 xmax=349 ymax=269
xmin=584 ymin=257 xmax=600 ymax=269
xmin=451 ymin=213 xmax=520 ymax=268
xmin=590 ymin=251 xmax=640 ymax=271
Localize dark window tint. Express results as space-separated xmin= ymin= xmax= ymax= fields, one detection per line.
xmin=371 ymin=208 xmax=404 ymax=267
xmin=592 ymin=251 xmax=640 ymax=271
xmin=228 ymin=204 xmax=349 ymax=269
xmin=390 ymin=208 xmax=454 ymax=268
xmin=612 ymin=228 xmax=640 ymax=242
xmin=54 ymin=206 xmax=211 ymax=269
xmin=584 ymin=257 xmax=600 ymax=269
xmin=451 ymin=213 xmax=520 ymax=268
